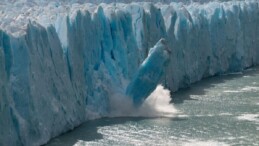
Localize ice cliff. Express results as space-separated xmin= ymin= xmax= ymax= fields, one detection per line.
xmin=0 ymin=0 xmax=259 ymax=145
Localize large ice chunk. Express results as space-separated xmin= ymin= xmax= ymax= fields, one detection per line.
xmin=126 ymin=39 xmax=170 ymax=106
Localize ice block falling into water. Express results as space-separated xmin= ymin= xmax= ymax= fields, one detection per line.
xmin=126 ymin=38 xmax=171 ymax=106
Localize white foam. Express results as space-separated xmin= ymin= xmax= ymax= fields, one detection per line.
xmin=237 ymin=113 xmax=259 ymax=123
xmin=224 ymin=86 xmax=259 ymax=93
xmin=219 ymin=113 xmax=232 ymax=116
xmin=182 ymin=139 xmax=229 ymax=146
xmin=108 ymin=84 xmax=178 ymax=118
xmin=241 ymin=86 xmax=259 ymax=92
xmin=223 ymin=90 xmax=241 ymax=93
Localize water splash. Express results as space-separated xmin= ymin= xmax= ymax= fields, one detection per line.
xmin=108 ymin=84 xmax=178 ymax=118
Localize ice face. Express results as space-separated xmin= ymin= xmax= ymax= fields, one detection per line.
xmin=0 ymin=0 xmax=259 ymax=146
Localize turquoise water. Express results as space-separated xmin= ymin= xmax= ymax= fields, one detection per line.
xmin=46 ymin=68 xmax=259 ymax=146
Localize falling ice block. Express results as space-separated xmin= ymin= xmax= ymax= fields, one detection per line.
xmin=126 ymin=39 xmax=170 ymax=106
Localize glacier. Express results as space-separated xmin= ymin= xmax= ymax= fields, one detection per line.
xmin=0 ymin=0 xmax=259 ymax=145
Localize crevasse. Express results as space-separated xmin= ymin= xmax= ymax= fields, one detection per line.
xmin=0 ymin=1 xmax=259 ymax=145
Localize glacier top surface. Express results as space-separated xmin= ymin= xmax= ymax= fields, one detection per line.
xmin=0 ymin=0 xmax=255 ymax=37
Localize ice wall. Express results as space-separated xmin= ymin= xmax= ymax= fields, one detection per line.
xmin=0 ymin=0 xmax=259 ymax=145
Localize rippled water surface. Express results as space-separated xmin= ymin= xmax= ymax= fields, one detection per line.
xmin=46 ymin=68 xmax=259 ymax=146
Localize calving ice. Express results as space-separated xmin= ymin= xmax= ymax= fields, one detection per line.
xmin=0 ymin=0 xmax=259 ymax=146
xmin=126 ymin=39 xmax=170 ymax=106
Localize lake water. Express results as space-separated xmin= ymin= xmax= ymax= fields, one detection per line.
xmin=46 ymin=68 xmax=259 ymax=146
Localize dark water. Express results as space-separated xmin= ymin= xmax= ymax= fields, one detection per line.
xmin=46 ymin=68 xmax=259 ymax=146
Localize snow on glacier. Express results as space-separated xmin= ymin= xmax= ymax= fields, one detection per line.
xmin=0 ymin=0 xmax=259 ymax=145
